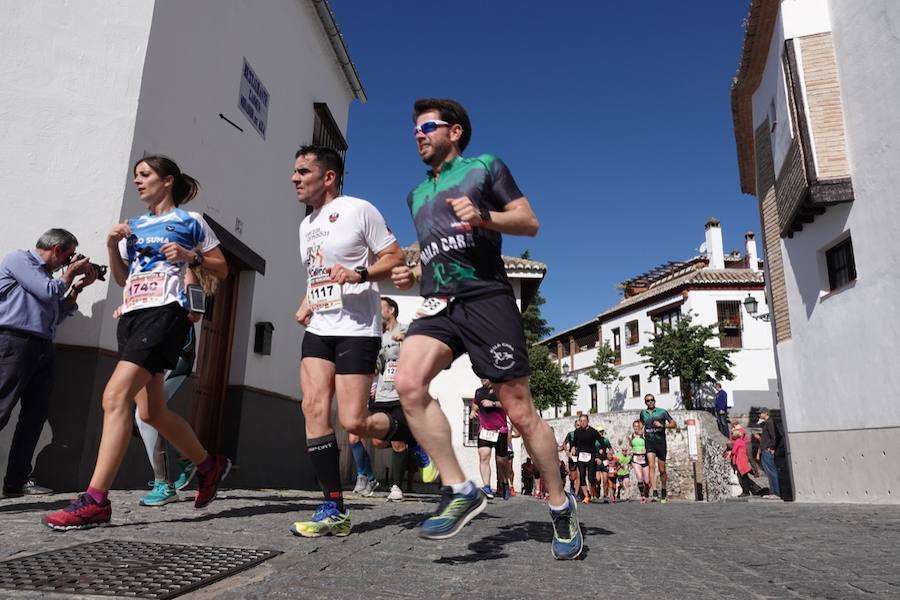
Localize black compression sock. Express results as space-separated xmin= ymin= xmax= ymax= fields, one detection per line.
xmin=661 ymin=488 xmax=667 ymax=500
xmin=391 ymin=449 xmax=407 ymax=488
xmin=307 ymin=433 xmax=344 ymax=512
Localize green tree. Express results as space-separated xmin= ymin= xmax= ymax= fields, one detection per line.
xmin=587 ymin=341 xmax=622 ymax=412
xmin=637 ymin=312 xmax=735 ymax=410
xmin=520 ymin=250 xmax=551 ymax=345
xmin=528 ymin=345 xmax=577 ymax=417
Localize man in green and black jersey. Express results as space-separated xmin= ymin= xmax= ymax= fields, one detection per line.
xmin=391 ymin=98 xmax=581 ymax=560
xmin=640 ymin=394 xmax=677 ymax=503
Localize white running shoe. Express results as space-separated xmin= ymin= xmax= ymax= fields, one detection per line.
xmin=361 ymin=478 xmax=379 ymax=497
xmin=387 ymin=485 xmax=404 ymax=502
xmin=353 ymin=475 xmax=368 ymax=494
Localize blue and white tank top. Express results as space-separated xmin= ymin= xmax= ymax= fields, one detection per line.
xmin=117 ymin=208 xmax=219 ymax=314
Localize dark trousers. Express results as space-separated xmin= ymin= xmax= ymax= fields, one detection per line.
xmin=716 ymin=411 xmax=730 ymax=438
xmin=522 ymin=477 xmax=534 ymax=496
xmin=761 ymin=450 xmax=781 ymax=497
xmin=0 ymin=332 xmax=54 ymax=491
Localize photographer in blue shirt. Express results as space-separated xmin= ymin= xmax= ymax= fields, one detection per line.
xmin=0 ymin=228 xmax=98 ymax=496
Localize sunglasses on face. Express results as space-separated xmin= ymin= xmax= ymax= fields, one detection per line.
xmin=414 ymin=120 xmax=450 ymax=135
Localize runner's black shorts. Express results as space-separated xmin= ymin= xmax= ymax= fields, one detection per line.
xmin=577 ymin=458 xmax=596 ymax=485
xmin=117 ymin=303 xmax=191 ymax=375
xmin=477 ymin=430 xmax=509 ymax=455
xmin=301 ymin=332 xmax=380 ymax=375
xmin=406 ymin=291 xmax=529 ymax=382
xmin=646 ymin=438 xmax=668 ymax=462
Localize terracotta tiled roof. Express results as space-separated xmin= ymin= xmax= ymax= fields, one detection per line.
xmin=402 ymin=242 xmax=547 ymax=273
xmin=598 ymin=266 xmax=764 ymax=320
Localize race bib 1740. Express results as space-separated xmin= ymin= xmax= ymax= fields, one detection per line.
xmin=124 ymin=272 xmax=167 ymax=310
xmin=307 ymin=274 xmax=342 ymax=312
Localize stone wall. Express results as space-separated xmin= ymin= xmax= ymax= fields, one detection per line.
xmin=541 ymin=410 xmax=732 ymax=501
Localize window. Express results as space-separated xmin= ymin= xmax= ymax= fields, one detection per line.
xmin=826 ymin=237 xmax=856 ymax=291
xmin=630 ymin=375 xmax=641 ymax=397
xmin=717 ymin=301 xmax=743 ymax=349
xmin=612 ymin=328 xmax=621 ymax=365
xmin=590 ymin=384 xmax=598 ymax=413
xmin=310 ymin=103 xmax=349 ymax=206
xmin=659 ymin=376 xmax=670 ymax=394
xmin=625 ymin=320 xmax=639 ymax=346
xmin=463 ymin=398 xmax=478 ymax=447
xmin=653 ymin=309 xmax=680 ymax=335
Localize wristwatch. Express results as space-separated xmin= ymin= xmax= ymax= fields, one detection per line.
xmin=191 ymin=251 xmax=204 ymax=267
xmin=354 ymin=266 xmax=369 ymax=283
xmin=478 ymin=206 xmax=492 ymax=224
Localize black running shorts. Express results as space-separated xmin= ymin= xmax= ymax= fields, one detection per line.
xmin=646 ymin=438 xmax=668 ymax=462
xmin=117 ymin=303 xmax=191 ymax=375
xmin=301 ymin=332 xmax=380 ymax=375
xmin=406 ymin=292 xmax=529 ymax=382
xmin=477 ymin=430 xmax=509 ymax=455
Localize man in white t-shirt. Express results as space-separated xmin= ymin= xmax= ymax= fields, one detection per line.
xmin=289 ymin=145 xmax=405 ymax=539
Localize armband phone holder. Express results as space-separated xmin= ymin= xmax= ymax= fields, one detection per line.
xmin=187 ymin=284 xmax=206 ymax=314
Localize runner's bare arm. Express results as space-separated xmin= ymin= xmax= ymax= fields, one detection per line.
xmin=106 ymin=222 xmax=132 ymax=287
xmin=329 ymin=241 xmax=405 ymax=285
xmin=446 ymin=196 xmax=539 ymax=237
xmin=295 ymin=298 xmax=312 ymax=326
xmin=160 ymin=243 xmax=227 ymax=281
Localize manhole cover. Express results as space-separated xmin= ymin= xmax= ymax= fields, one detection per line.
xmin=0 ymin=539 xmax=281 ymax=599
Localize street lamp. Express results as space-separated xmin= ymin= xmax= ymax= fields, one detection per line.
xmin=743 ymin=293 xmax=770 ymax=322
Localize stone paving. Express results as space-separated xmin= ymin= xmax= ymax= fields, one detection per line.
xmin=1 ymin=488 xmax=899 ymax=599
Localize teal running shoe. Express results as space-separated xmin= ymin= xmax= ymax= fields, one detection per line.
xmin=173 ymin=459 xmax=196 ymax=491
xmin=418 ymin=484 xmax=487 ymax=540
xmin=139 ymin=480 xmax=177 ymax=507
xmin=550 ymin=492 xmax=583 ymax=560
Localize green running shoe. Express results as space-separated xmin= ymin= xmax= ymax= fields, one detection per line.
xmin=418 ymin=484 xmax=487 ymax=540
xmin=412 ymin=445 xmax=439 ymax=484
xmin=139 ymin=480 xmax=177 ymax=507
xmin=290 ymin=501 xmax=351 ymax=538
xmin=550 ymin=492 xmax=584 ymax=560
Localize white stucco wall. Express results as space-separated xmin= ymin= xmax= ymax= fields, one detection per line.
xmin=114 ymin=0 xmax=355 ymax=398
xmin=0 ymin=2 xmax=155 ymax=347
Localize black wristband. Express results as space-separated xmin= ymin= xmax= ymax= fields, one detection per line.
xmin=191 ymin=251 xmax=204 ymax=267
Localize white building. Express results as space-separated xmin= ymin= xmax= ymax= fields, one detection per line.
xmin=731 ymin=0 xmax=900 ymax=503
xmin=0 ymin=0 xmax=366 ymax=491
xmin=542 ymin=219 xmax=778 ymax=417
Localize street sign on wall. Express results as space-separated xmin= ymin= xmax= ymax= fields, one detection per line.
xmin=238 ymin=58 xmax=269 ymax=139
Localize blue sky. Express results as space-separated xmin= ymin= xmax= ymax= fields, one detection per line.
xmin=331 ymin=0 xmax=758 ymax=334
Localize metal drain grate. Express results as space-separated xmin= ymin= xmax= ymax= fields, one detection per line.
xmin=0 ymin=539 xmax=281 ymax=599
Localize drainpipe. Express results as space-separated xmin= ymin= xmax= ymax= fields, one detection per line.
xmin=311 ymin=0 xmax=368 ymax=103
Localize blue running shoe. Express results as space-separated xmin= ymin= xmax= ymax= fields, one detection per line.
xmin=502 ymin=483 xmax=511 ymax=501
xmin=290 ymin=501 xmax=351 ymax=537
xmin=411 ymin=445 xmax=439 ymax=483
xmin=418 ymin=484 xmax=487 ymax=540
xmin=550 ymin=492 xmax=583 ymax=560
xmin=481 ymin=485 xmax=494 ymax=500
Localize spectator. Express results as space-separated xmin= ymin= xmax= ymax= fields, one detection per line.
xmin=0 ymin=229 xmax=98 ymax=497
xmin=756 ymin=408 xmax=781 ymax=499
xmin=727 ymin=425 xmax=754 ymax=498
xmin=714 ymin=383 xmax=729 ymax=438
xmin=521 ymin=457 xmax=536 ymax=496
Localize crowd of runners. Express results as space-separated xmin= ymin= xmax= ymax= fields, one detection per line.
xmin=26 ymin=98 xmax=585 ymax=560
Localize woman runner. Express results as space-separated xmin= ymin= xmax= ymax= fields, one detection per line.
xmin=44 ymin=156 xmax=231 ymax=529
xmin=629 ymin=419 xmax=650 ymax=504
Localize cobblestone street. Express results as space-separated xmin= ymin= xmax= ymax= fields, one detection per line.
xmin=1 ymin=489 xmax=899 ymax=599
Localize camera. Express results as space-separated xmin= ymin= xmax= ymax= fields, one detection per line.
xmin=71 ymin=254 xmax=108 ymax=281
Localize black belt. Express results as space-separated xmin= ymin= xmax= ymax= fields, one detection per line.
xmin=0 ymin=327 xmax=49 ymax=342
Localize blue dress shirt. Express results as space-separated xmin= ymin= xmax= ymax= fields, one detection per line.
xmin=0 ymin=249 xmax=73 ymax=339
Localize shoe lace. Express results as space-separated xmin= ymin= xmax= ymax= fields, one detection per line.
xmin=312 ymin=501 xmax=338 ymax=522
xmin=550 ymin=505 xmax=574 ymax=540
xmin=434 ymin=489 xmax=470 ymax=519
xmin=65 ymin=494 xmax=94 ymax=513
